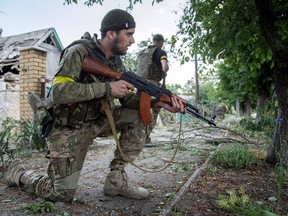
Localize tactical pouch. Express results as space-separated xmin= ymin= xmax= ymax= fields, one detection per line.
xmin=27 ymin=92 xmax=54 ymax=138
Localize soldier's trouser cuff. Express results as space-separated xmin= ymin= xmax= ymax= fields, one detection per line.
xmin=33 ymin=170 xmax=81 ymax=202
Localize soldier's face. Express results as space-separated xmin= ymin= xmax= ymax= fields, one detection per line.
xmin=112 ymin=28 xmax=135 ymax=55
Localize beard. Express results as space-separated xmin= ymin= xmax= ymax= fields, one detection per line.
xmin=111 ymin=36 xmax=127 ymax=56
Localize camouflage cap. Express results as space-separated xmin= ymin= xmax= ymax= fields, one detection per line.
xmin=100 ymin=9 xmax=136 ymax=33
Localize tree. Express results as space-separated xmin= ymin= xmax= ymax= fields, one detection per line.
xmin=122 ymin=52 xmax=138 ymax=72
xmin=176 ymin=0 xmax=273 ymax=114
xmin=63 ymin=0 xmax=163 ymax=10
xmin=166 ymin=83 xmax=182 ymax=95
xmin=176 ymin=0 xmax=288 ymax=164
xmin=216 ymin=60 xmax=258 ymax=117
xmin=255 ymin=0 xmax=288 ymax=164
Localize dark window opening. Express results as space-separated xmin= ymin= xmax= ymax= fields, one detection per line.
xmin=0 ymin=63 xmax=19 ymax=76
xmin=44 ymin=35 xmax=56 ymax=46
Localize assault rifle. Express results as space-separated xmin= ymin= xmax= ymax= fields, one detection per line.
xmin=82 ymin=55 xmax=216 ymax=126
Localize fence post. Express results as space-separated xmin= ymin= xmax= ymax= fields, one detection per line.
xmin=40 ymin=76 xmax=46 ymax=99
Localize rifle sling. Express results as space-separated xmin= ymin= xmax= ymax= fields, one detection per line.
xmin=100 ymin=98 xmax=180 ymax=173
xmin=100 ymin=99 xmax=131 ymax=163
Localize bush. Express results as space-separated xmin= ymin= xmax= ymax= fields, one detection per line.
xmin=211 ymin=144 xmax=262 ymax=169
xmin=217 ymin=188 xmax=277 ymax=216
xmin=0 ymin=125 xmax=14 ymax=165
xmin=0 ymin=117 xmax=46 ymax=164
xmin=24 ymin=201 xmax=55 ymax=214
xmin=15 ymin=119 xmax=46 ymax=152
xmin=236 ymin=109 xmax=276 ymax=139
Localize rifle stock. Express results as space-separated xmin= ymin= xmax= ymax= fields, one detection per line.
xmin=82 ymin=56 xmax=122 ymax=80
xmin=82 ymin=55 xmax=216 ymax=126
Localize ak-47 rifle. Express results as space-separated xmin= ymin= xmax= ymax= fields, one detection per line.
xmin=82 ymin=55 xmax=216 ymax=126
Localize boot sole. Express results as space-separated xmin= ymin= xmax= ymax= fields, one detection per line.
xmin=104 ymin=189 xmax=149 ymax=199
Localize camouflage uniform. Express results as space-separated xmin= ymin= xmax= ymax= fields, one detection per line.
xmin=17 ymin=35 xmax=146 ymax=202
xmin=136 ymin=45 xmax=165 ymax=83
xmin=136 ymin=45 xmax=167 ymax=143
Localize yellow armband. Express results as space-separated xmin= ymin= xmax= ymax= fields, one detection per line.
xmin=52 ymin=76 xmax=75 ymax=85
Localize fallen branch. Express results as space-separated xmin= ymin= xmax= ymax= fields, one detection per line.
xmin=158 ymin=144 xmax=222 ymax=216
xmin=182 ymin=126 xmax=253 ymax=143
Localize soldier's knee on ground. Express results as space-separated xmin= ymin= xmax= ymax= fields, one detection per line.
xmin=35 ymin=175 xmax=78 ymax=203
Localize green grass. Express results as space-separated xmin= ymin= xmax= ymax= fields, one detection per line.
xmin=217 ymin=188 xmax=277 ymax=216
xmin=211 ymin=144 xmax=262 ymax=169
xmin=24 ymin=201 xmax=55 ymax=214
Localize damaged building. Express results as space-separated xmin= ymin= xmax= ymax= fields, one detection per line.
xmin=0 ymin=28 xmax=63 ymax=121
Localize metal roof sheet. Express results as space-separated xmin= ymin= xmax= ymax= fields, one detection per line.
xmin=0 ymin=28 xmax=63 ymax=62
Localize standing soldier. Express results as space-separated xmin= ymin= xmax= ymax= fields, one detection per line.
xmin=136 ymin=34 xmax=169 ymax=145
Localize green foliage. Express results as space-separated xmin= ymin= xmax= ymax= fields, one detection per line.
xmin=199 ymin=81 xmax=219 ymax=107
xmin=0 ymin=118 xmax=20 ymax=165
xmin=216 ymin=62 xmax=259 ymax=108
xmin=171 ymin=209 xmax=181 ymax=216
xmin=162 ymin=191 xmax=177 ymax=206
xmin=166 ymin=84 xmax=182 ymax=95
xmin=0 ymin=124 xmax=14 ymax=165
xmin=137 ymin=37 xmax=153 ymax=49
xmin=122 ymin=50 xmax=138 ymax=72
xmin=181 ymin=79 xmax=194 ymax=96
xmin=24 ymin=201 xmax=55 ymax=214
xmin=64 ymin=0 xmax=105 ymax=6
xmin=63 ymin=0 xmax=164 ymax=10
xmin=236 ymin=111 xmax=275 ymax=139
xmin=0 ymin=117 xmax=46 ymax=163
xmin=274 ymin=154 xmax=288 ymax=210
xmin=15 ymin=119 xmax=46 ymax=155
xmin=170 ymin=160 xmax=197 ymax=172
xmin=176 ymin=0 xmax=272 ymax=64
xmin=159 ymin=109 xmax=176 ymax=126
xmin=174 ymin=0 xmax=286 ymax=116
xmin=217 ymin=188 xmax=277 ymax=216
xmin=211 ymin=145 xmax=261 ymax=169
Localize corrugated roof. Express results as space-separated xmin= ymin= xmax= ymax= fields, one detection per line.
xmin=0 ymin=28 xmax=63 ymax=62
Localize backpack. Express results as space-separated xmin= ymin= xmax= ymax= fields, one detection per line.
xmin=136 ymin=45 xmax=163 ymax=82
xmin=136 ymin=46 xmax=158 ymax=79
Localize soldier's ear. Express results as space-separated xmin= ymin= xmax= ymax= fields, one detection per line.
xmin=106 ymin=30 xmax=116 ymax=40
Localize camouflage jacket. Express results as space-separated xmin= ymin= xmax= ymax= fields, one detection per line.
xmin=51 ymin=35 xmax=124 ymax=128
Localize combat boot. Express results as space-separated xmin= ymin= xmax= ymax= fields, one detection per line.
xmin=4 ymin=159 xmax=26 ymax=187
xmin=103 ymin=170 xmax=149 ymax=199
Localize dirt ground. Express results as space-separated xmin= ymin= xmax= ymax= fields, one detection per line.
xmin=0 ymin=124 xmax=287 ymax=216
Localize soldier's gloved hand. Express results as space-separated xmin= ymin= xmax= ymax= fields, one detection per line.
xmin=110 ymin=80 xmax=135 ymax=98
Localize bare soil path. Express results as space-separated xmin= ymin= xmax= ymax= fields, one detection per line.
xmin=0 ymin=126 xmax=287 ymax=216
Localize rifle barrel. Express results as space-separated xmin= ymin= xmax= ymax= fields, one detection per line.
xmin=186 ymin=107 xmax=216 ymax=126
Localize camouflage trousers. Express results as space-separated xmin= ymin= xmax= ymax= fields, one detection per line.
xmin=19 ymin=107 xmax=145 ymax=202
xmin=145 ymin=107 xmax=161 ymax=143
xmin=144 ymin=79 xmax=161 ymax=143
